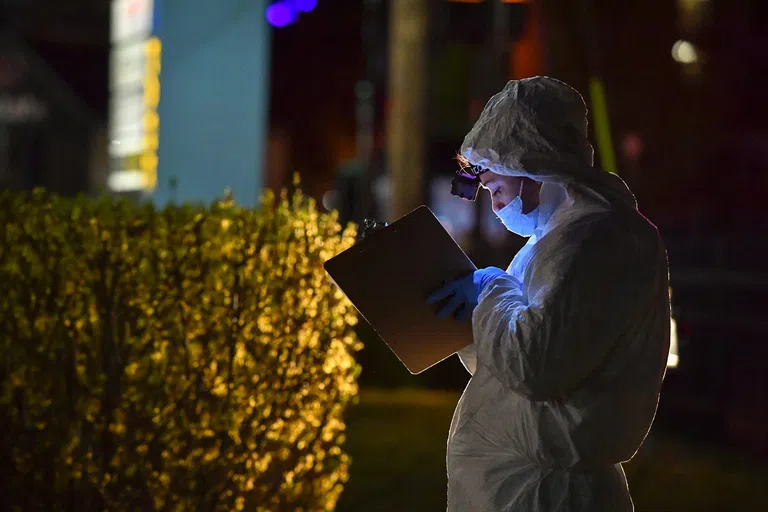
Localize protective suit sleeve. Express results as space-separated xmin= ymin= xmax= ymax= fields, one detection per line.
xmin=456 ymin=344 xmax=478 ymax=375
xmin=471 ymin=219 xmax=649 ymax=401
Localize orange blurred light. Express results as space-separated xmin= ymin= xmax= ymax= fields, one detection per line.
xmin=447 ymin=0 xmax=528 ymax=3
xmin=509 ymin=0 xmax=543 ymax=79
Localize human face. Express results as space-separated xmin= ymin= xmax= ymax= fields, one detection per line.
xmin=478 ymin=173 xmax=542 ymax=214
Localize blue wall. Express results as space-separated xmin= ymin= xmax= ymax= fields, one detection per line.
xmin=154 ymin=0 xmax=270 ymax=207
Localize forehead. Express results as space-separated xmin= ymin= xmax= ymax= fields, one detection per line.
xmin=479 ymin=172 xmax=499 ymax=186
xmin=479 ymin=172 xmax=524 ymax=189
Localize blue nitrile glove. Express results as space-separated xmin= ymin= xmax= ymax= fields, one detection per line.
xmin=427 ymin=267 xmax=507 ymax=321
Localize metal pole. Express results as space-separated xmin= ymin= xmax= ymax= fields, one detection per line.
xmin=387 ymin=0 xmax=429 ymax=220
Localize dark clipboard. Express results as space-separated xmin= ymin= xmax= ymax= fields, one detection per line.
xmin=324 ymin=206 xmax=476 ymax=374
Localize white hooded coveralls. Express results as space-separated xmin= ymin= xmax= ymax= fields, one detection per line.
xmin=447 ymin=77 xmax=670 ymax=512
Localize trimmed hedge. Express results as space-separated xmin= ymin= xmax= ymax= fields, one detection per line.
xmin=0 ymin=186 xmax=361 ymax=511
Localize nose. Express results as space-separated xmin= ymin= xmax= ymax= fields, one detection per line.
xmin=493 ymin=199 xmax=507 ymax=213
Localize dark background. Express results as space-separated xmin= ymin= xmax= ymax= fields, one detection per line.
xmin=1 ymin=0 xmax=766 ymax=478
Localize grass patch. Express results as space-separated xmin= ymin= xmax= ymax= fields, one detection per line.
xmin=338 ymin=388 xmax=768 ymax=511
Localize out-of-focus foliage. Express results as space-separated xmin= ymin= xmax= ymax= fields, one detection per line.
xmin=0 ymin=185 xmax=361 ymax=511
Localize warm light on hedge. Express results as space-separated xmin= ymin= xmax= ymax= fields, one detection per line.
xmin=0 ymin=185 xmax=361 ymax=511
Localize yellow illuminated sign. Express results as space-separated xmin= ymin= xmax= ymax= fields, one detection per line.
xmin=142 ymin=36 xmax=162 ymax=191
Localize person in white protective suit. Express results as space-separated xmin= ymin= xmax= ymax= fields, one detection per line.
xmin=427 ymin=76 xmax=671 ymax=511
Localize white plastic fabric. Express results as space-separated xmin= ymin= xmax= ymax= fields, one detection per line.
xmin=447 ymin=77 xmax=671 ymax=512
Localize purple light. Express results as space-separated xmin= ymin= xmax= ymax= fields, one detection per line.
xmin=294 ymin=0 xmax=317 ymax=12
xmin=266 ymin=2 xmax=298 ymax=27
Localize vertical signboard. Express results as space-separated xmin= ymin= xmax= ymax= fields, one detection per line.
xmin=108 ymin=0 xmax=270 ymax=206
xmin=108 ymin=0 xmax=161 ymax=193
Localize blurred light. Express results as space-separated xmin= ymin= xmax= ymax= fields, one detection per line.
xmin=321 ymin=190 xmax=338 ymax=211
xmin=667 ymin=353 xmax=679 ymax=368
xmin=266 ymin=2 xmax=298 ymax=27
xmin=355 ymin=80 xmax=374 ymax=101
xmin=108 ymin=170 xmax=145 ymax=192
xmin=372 ymin=174 xmax=392 ymax=222
xmin=621 ymin=132 xmax=644 ymax=162
xmin=678 ymin=0 xmax=710 ymax=9
xmin=447 ymin=0 xmax=529 ymax=2
xmin=667 ymin=317 xmax=679 ymax=368
xmin=294 ymin=0 xmax=317 ymax=12
xmin=588 ymin=78 xmax=617 ymax=175
xmin=429 ymin=177 xmax=476 ymax=243
xmin=436 ymin=216 xmax=455 ymax=236
xmin=671 ymin=40 xmax=698 ymax=64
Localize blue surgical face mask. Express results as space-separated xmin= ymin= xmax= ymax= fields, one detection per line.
xmin=497 ymin=195 xmax=539 ymax=236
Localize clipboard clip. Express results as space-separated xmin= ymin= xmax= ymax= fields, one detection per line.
xmin=359 ymin=218 xmax=388 ymax=242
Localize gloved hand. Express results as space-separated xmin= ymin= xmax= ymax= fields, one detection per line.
xmin=427 ymin=267 xmax=507 ymax=321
